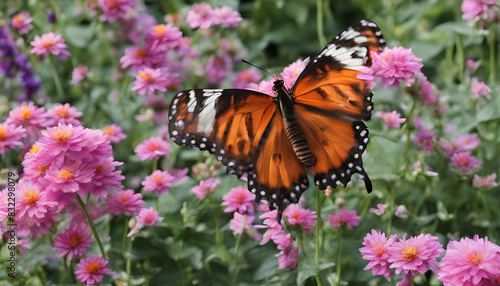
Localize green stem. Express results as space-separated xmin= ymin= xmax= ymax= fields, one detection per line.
xmin=49 ymin=55 xmax=64 ymax=100
xmin=126 ymin=237 xmax=134 ymax=285
xmin=315 ymin=188 xmax=324 ymax=286
xmin=122 ymin=217 xmax=129 ymax=254
xmin=231 ymin=235 xmax=242 ymax=284
xmin=488 ymin=25 xmax=496 ymax=86
xmin=336 ymin=228 xmax=344 ymax=286
xmin=456 ymin=34 xmax=465 ymax=83
xmin=76 ymin=194 xmax=106 ymax=258
xmin=316 ymin=0 xmax=327 ymax=48
xmin=212 ymin=205 xmax=222 ymax=247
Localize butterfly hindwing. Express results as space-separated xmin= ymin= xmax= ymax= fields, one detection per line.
xmin=169 ymin=89 xmax=276 ymax=177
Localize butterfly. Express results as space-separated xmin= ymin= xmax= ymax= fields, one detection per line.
xmin=168 ymin=19 xmax=385 ymax=218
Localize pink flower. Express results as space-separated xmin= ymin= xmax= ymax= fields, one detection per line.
xmin=462 ymin=0 xmax=499 ymax=25
xmin=135 ymin=136 xmax=170 ymax=160
xmin=42 ymin=161 xmax=96 ymax=194
xmin=221 ymin=186 xmax=256 ymax=214
xmin=52 ymin=226 xmax=93 ymax=260
xmin=105 ymin=189 xmax=145 ymax=216
xmin=0 ymin=188 xmax=9 ymax=222
xmin=97 ymin=0 xmax=136 ymax=22
xmin=473 ymin=173 xmax=498 ymax=188
xmin=11 ymin=12 xmax=33 ymax=34
xmin=282 ymin=204 xmax=316 ymax=229
xmin=471 ymin=78 xmax=492 ymax=100
xmin=74 ymin=256 xmax=118 ymax=285
xmin=416 ymin=72 xmax=437 ymax=104
xmin=71 ymin=65 xmax=89 ymax=87
xmin=212 ymin=6 xmax=242 ymax=27
xmin=137 ymin=207 xmax=163 ymax=226
xmin=205 ymin=54 xmax=233 ymax=85
xmin=358 ymin=47 xmax=423 ymax=89
xmin=276 ymin=244 xmax=299 ymax=270
xmin=102 ymin=124 xmax=127 ymax=144
xmin=190 ymin=178 xmax=221 ymax=199
xmin=90 ymin=157 xmax=125 ymax=200
xmin=47 ymin=103 xmax=83 ymax=126
xmin=131 ymin=68 xmax=170 ymax=96
xmin=254 ymin=210 xmax=283 ymax=245
xmin=6 ymin=101 xmax=49 ymax=135
xmin=15 ymin=179 xmax=58 ymax=226
xmin=387 ymin=233 xmax=444 ymax=276
xmin=375 ymin=111 xmax=406 ymax=128
xmin=232 ymin=69 xmax=262 ymax=89
xmin=412 ymin=129 xmax=434 ymax=152
xmin=370 ymin=204 xmax=388 ymax=216
xmin=450 ymin=152 xmax=482 ymax=173
xmin=328 ymin=209 xmax=360 ymax=229
xmin=186 ymin=3 xmax=215 ymax=29
xmin=119 ymin=45 xmax=163 ymax=72
xmin=229 ymin=212 xmax=254 ymax=235
xmin=439 ymin=133 xmax=481 ymax=158
xmin=395 ymin=205 xmax=409 ymax=219
xmin=0 ymin=122 xmax=26 ymax=153
xmin=141 ymin=170 xmax=175 ymax=196
xmin=437 ymin=235 xmax=500 ymax=286
xmin=360 ymin=229 xmax=398 ymax=281
xmin=146 ymin=24 xmax=182 ymax=51
xmin=30 ymin=32 xmax=71 ymax=57
xmin=280 ymin=58 xmax=308 ymax=89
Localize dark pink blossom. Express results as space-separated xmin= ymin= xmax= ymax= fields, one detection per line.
xmin=145 ymin=24 xmax=182 ymax=51
xmin=439 ymin=133 xmax=480 ymax=158
xmin=52 ymin=226 xmax=93 ymax=261
xmin=232 ymin=69 xmax=262 ymax=89
xmin=97 ymin=0 xmax=136 ymax=22
xmin=131 ymin=68 xmax=170 ymax=96
xmin=74 ymin=256 xmax=118 ymax=285
xmin=450 ymin=152 xmax=482 ymax=173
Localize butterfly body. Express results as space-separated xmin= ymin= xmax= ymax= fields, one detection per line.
xmin=169 ymin=19 xmax=385 ymax=217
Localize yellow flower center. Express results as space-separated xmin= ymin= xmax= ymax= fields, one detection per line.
xmin=140 ymin=71 xmax=153 ymax=82
xmin=21 ymin=107 xmax=32 ymax=120
xmin=106 ymin=0 xmax=118 ymax=8
xmin=56 ymin=106 xmax=69 ymax=118
xmin=152 ymin=174 xmax=163 ymax=184
xmin=58 ymin=168 xmax=74 ymax=180
xmin=0 ymin=125 xmax=6 ymax=140
xmin=12 ymin=14 xmax=25 ymax=25
xmin=30 ymin=145 xmax=41 ymax=153
xmin=401 ymin=246 xmax=418 ymax=261
xmin=69 ymin=233 xmax=83 ymax=247
xmin=86 ymin=261 xmax=102 ymax=274
xmin=136 ymin=49 xmax=147 ymax=57
xmin=373 ymin=242 xmax=386 ymax=256
xmin=22 ymin=188 xmax=40 ymax=205
xmin=39 ymin=164 xmax=50 ymax=173
xmin=154 ymin=24 xmax=166 ymax=35
xmin=41 ymin=39 xmax=54 ymax=48
xmin=103 ymin=127 xmax=113 ymax=135
xmin=52 ymin=128 xmax=73 ymax=143
xmin=467 ymin=251 xmax=483 ymax=266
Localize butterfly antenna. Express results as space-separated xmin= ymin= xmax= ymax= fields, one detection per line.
xmin=242 ymin=59 xmax=275 ymax=78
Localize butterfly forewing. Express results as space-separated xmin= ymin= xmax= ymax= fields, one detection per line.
xmin=169 ymin=89 xmax=276 ymax=177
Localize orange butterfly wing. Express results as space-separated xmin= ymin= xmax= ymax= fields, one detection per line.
xmin=169 ymin=89 xmax=275 ymax=177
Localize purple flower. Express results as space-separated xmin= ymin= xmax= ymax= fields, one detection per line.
xmin=328 ymin=209 xmax=360 ymax=229
xmin=375 ymin=110 xmax=406 ymax=128
xmin=74 ymin=256 xmax=118 ymax=285
xmin=437 ymin=235 xmax=500 ymax=286
xmin=360 ymin=229 xmax=398 ymax=281
xmin=30 ymin=32 xmax=71 ymax=57
xmin=358 ymin=46 xmax=423 ymax=89
xmin=387 ymin=233 xmax=444 ymax=276
xmin=105 ymin=189 xmax=145 ymax=216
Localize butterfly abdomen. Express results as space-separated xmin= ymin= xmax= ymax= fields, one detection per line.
xmin=283 ymin=117 xmax=316 ymax=166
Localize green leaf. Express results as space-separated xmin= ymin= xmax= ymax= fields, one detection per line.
xmin=64 ymin=24 xmax=95 ymax=48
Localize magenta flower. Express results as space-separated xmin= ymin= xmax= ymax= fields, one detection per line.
xmin=42 ymin=161 xmax=96 ymax=194
xmin=102 ymin=124 xmax=127 ymax=144
xmin=6 ymin=101 xmax=49 ymax=135
xmin=97 ymin=0 xmax=136 ymax=22
xmin=71 ymin=65 xmax=89 ymax=87
xmin=138 ymin=207 xmax=163 ymax=226
xmin=11 ymin=12 xmax=33 ymax=34
xmin=437 ymin=235 xmax=500 ymax=286
xmin=276 ymin=244 xmax=299 ymax=270
xmin=90 ymin=157 xmax=125 ymax=200
xmin=15 ymin=179 xmax=58 ymax=226
xmin=375 ymin=111 xmax=406 ymax=128
xmin=450 ymin=152 xmax=482 ymax=173
xmin=280 ymin=58 xmax=307 ymax=89
xmin=141 ymin=170 xmax=175 ymax=196
xmin=131 ymin=68 xmax=170 ymax=96
xmin=387 ymin=233 xmax=444 ymax=276
xmin=254 ymin=210 xmax=283 ymax=245
xmin=212 ymin=6 xmax=243 ymax=27
xmin=473 ymin=173 xmax=498 ymax=188
xmin=358 ymin=46 xmax=423 ymax=89
xmin=360 ymin=229 xmax=398 ymax=281
xmin=0 ymin=188 xmax=9 ymax=222
xmin=416 ymin=72 xmax=437 ymax=104
xmin=47 ymin=103 xmax=83 ymax=126
xmin=74 ymin=256 xmax=118 ymax=285
xmin=328 ymin=209 xmax=360 ymax=229
xmin=369 ymin=203 xmax=388 ymax=216
xmin=471 ymin=78 xmax=492 ymax=100
xmin=0 ymin=122 xmax=26 ymax=153
xmin=462 ymin=0 xmax=499 ymax=25
xmin=232 ymin=69 xmax=262 ymax=89
xmin=229 ymin=212 xmax=254 ymax=235
xmin=412 ymin=129 xmax=434 ymax=152
xmin=52 ymin=226 xmax=93 ymax=261
xmin=205 ymin=54 xmax=233 ymax=85
xmin=190 ymin=178 xmax=221 ymax=199
xmin=146 ymin=24 xmax=182 ymax=51
xmin=119 ymin=45 xmax=163 ymax=72
xmin=105 ymin=189 xmax=145 ymax=216
xmin=282 ymin=204 xmax=316 ymax=229
xmin=135 ymin=136 xmax=170 ymax=161
xmin=30 ymin=32 xmax=71 ymax=57
xmin=439 ymin=133 xmax=481 ymax=158
xmin=221 ymin=186 xmax=256 ymax=214
xmin=186 ymin=3 xmax=216 ymax=29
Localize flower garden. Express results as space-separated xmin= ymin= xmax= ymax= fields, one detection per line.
xmin=1 ymin=0 xmax=499 ymax=285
